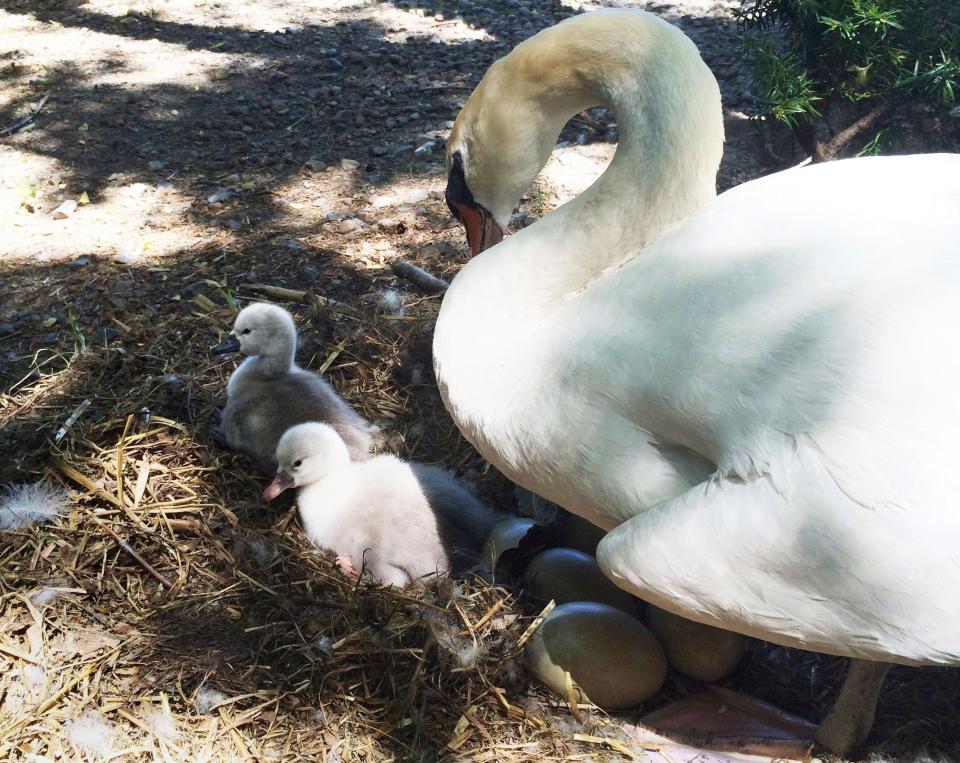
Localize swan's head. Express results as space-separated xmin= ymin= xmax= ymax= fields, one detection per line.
xmin=445 ymin=51 xmax=565 ymax=256
xmin=212 ymin=302 xmax=297 ymax=358
xmin=263 ymin=422 xmax=351 ymax=501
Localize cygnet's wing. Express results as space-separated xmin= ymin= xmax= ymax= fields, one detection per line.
xmin=222 ymin=368 xmax=373 ymax=472
xmin=409 ymin=463 xmax=498 ymax=574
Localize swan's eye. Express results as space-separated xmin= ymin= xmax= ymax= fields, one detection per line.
xmin=241 ymin=328 xmax=252 ymax=335
xmin=293 ymin=459 xmax=302 ymax=468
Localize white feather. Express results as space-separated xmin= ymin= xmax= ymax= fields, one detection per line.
xmin=0 ymin=483 xmax=68 ymax=530
xmin=66 ymin=713 xmax=113 ymax=756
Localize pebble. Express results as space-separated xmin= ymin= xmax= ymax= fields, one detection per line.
xmin=371 ymin=195 xmax=395 ymax=208
xmin=370 ymin=145 xmax=389 ymax=156
xmin=207 ymin=188 xmax=235 ymax=204
xmin=148 ymin=160 xmax=166 ymax=171
xmin=338 ymin=218 xmax=364 ymax=234
xmin=377 ymin=217 xmax=400 ymax=229
xmin=113 ymin=244 xmax=140 ymax=265
xmin=51 ymin=200 xmax=77 ymax=219
xmin=340 ymin=158 xmax=360 ymax=170
xmin=284 ymin=239 xmax=305 ymax=250
xmin=404 ymin=189 xmax=429 ymax=205
xmin=69 ymin=256 xmax=90 ymax=268
xmin=302 ymin=265 xmax=321 ymax=282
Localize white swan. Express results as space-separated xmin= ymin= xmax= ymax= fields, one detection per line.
xmin=433 ymin=8 xmax=960 ymax=754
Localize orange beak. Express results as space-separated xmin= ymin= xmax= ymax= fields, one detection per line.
xmin=450 ymin=201 xmax=503 ymax=257
xmin=262 ymin=471 xmax=294 ymax=501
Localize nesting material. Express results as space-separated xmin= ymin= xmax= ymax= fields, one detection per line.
xmin=0 ymin=482 xmax=68 ymax=530
xmin=66 ymin=713 xmax=114 ymax=757
xmin=195 ymin=688 xmax=229 ymax=715
xmin=146 ymin=708 xmax=179 ymax=739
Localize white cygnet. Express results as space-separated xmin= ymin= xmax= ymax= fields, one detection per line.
xmin=212 ymin=302 xmax=378 ymax=473
xmin=264 ymin=422 xmax=497 ymax=586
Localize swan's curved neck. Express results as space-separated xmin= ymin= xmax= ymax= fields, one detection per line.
xmin=449 ymin=10 xmax=724 ymax=300
xmin=435 ymin=11 xmax=724 ymax=454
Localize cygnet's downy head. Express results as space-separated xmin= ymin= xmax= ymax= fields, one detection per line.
xmin=262 ymin=422 xmax=351 ymax=501
xmin=211 ymin=303 xmax=297 ymax=357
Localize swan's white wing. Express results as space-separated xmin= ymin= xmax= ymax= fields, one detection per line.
xmin=596 ymin=442 xmax=960 ymax=665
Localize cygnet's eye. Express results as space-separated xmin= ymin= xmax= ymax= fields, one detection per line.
xmin=241 ymin=328 xmax=252 ymax=335
xmin=293 ymin=459 xmax=303 ymax=469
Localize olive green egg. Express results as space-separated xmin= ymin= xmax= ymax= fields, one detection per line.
xmin=522 ymin=547 xmax=639 ymax=616
xmin=481 ymin=516 xmax=538 ymax=571
xmin=646 ymin=605 xmax=745 ymax=683
xmin=552 ymin=510 xmax=608 ymax=556
xmin=524 ymin=601 xmax=668 ymax=709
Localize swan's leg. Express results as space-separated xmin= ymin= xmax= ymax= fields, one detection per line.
xmin=814 ymin=658 xmax=890 ymax=756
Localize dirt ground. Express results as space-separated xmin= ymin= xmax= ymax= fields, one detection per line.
xmin=1 ymin=0 xmax=959 ymax=761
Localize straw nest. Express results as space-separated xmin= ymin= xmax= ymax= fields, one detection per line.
xmin=0 ymin=264 xmax=668 ymax=762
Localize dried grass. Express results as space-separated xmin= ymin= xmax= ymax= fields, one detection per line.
xmin=0 ymin=276 xmax=656 ymax=762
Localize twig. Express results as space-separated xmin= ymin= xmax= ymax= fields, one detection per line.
xmin=240 ymin=283 xmax=363 ymax=317
xmin=91 ymin=514 xmax=173 ymax=588
xmin=794 ymin=103 xmax=890 ymax=163
xmin=53 ymin=398 xmax=92 ymax=443
xmin=0 ymin=92 xmax=51 ymax=139
xmin=390 ymin=259 xmax=449 ymax=294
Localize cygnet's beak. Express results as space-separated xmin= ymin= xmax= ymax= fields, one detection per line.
xmin=262 ymin=471 xmax=294 ymax=501
xmin=211 ymin=334 xmax=241 ymax=355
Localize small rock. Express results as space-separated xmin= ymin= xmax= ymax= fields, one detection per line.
xmin=0 ymin=323 xmax=15 ymax=336
xmin=377 ymin=217 xmax=401 ymax=230
xmin=414 ymin=141 xmax=436 ymax=155
xmin=404 ymin=189 xmax=429 ymax=205
xmin=113 ymin=245 xmax=139 ymax=265
xmin=340 ymin=158 xmax=360 ymax=170
xmin=302 ymin=265 xmax=320 ymax=282
xmin=370 ymin=145 xmax=389 ymax=156
xmin=325 ymin=211 xmax=347 ymax=222
xmin=284 ymin=239 xmax=305 ymax=250
xmin=221 ymin=218 xmax=241 ymax=231
xmin=69 ymin=256 xmax=91 ymax=268
xmin=371 ymin=195 xmax=394 ymax=209
xmin=207 ymin=188 xmax=235 ymax=204
xmin=148 ymin=160 xmax=166 ymax=171
xmin=51 ymin=200 xmax=78 ymax=219
xmin=305 ymin=159 xmax=325 ymax=171
xmin=338 ymin=218 xmax=364 ymax=234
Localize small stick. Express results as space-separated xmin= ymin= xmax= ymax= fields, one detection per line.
xmin=53 ymin=398 xmax=92 ymax=443
xmin=240 ymin=283 xmax=362 ymax=317
xmin=92 ymin=515 xmax=173 ymax=588
xmin=390 ymin=259 xmax=449 ymax=294
xmin=0 ymin=92 xmax=51 ymax=139
xmin=516 ymin=599 xmax=556 ymax=648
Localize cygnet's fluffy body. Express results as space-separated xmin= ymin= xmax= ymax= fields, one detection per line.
xmin=213 ymin=303 xmax=377 ymax=473
xmin=265 ymin=422 xmax=496 ymax=586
